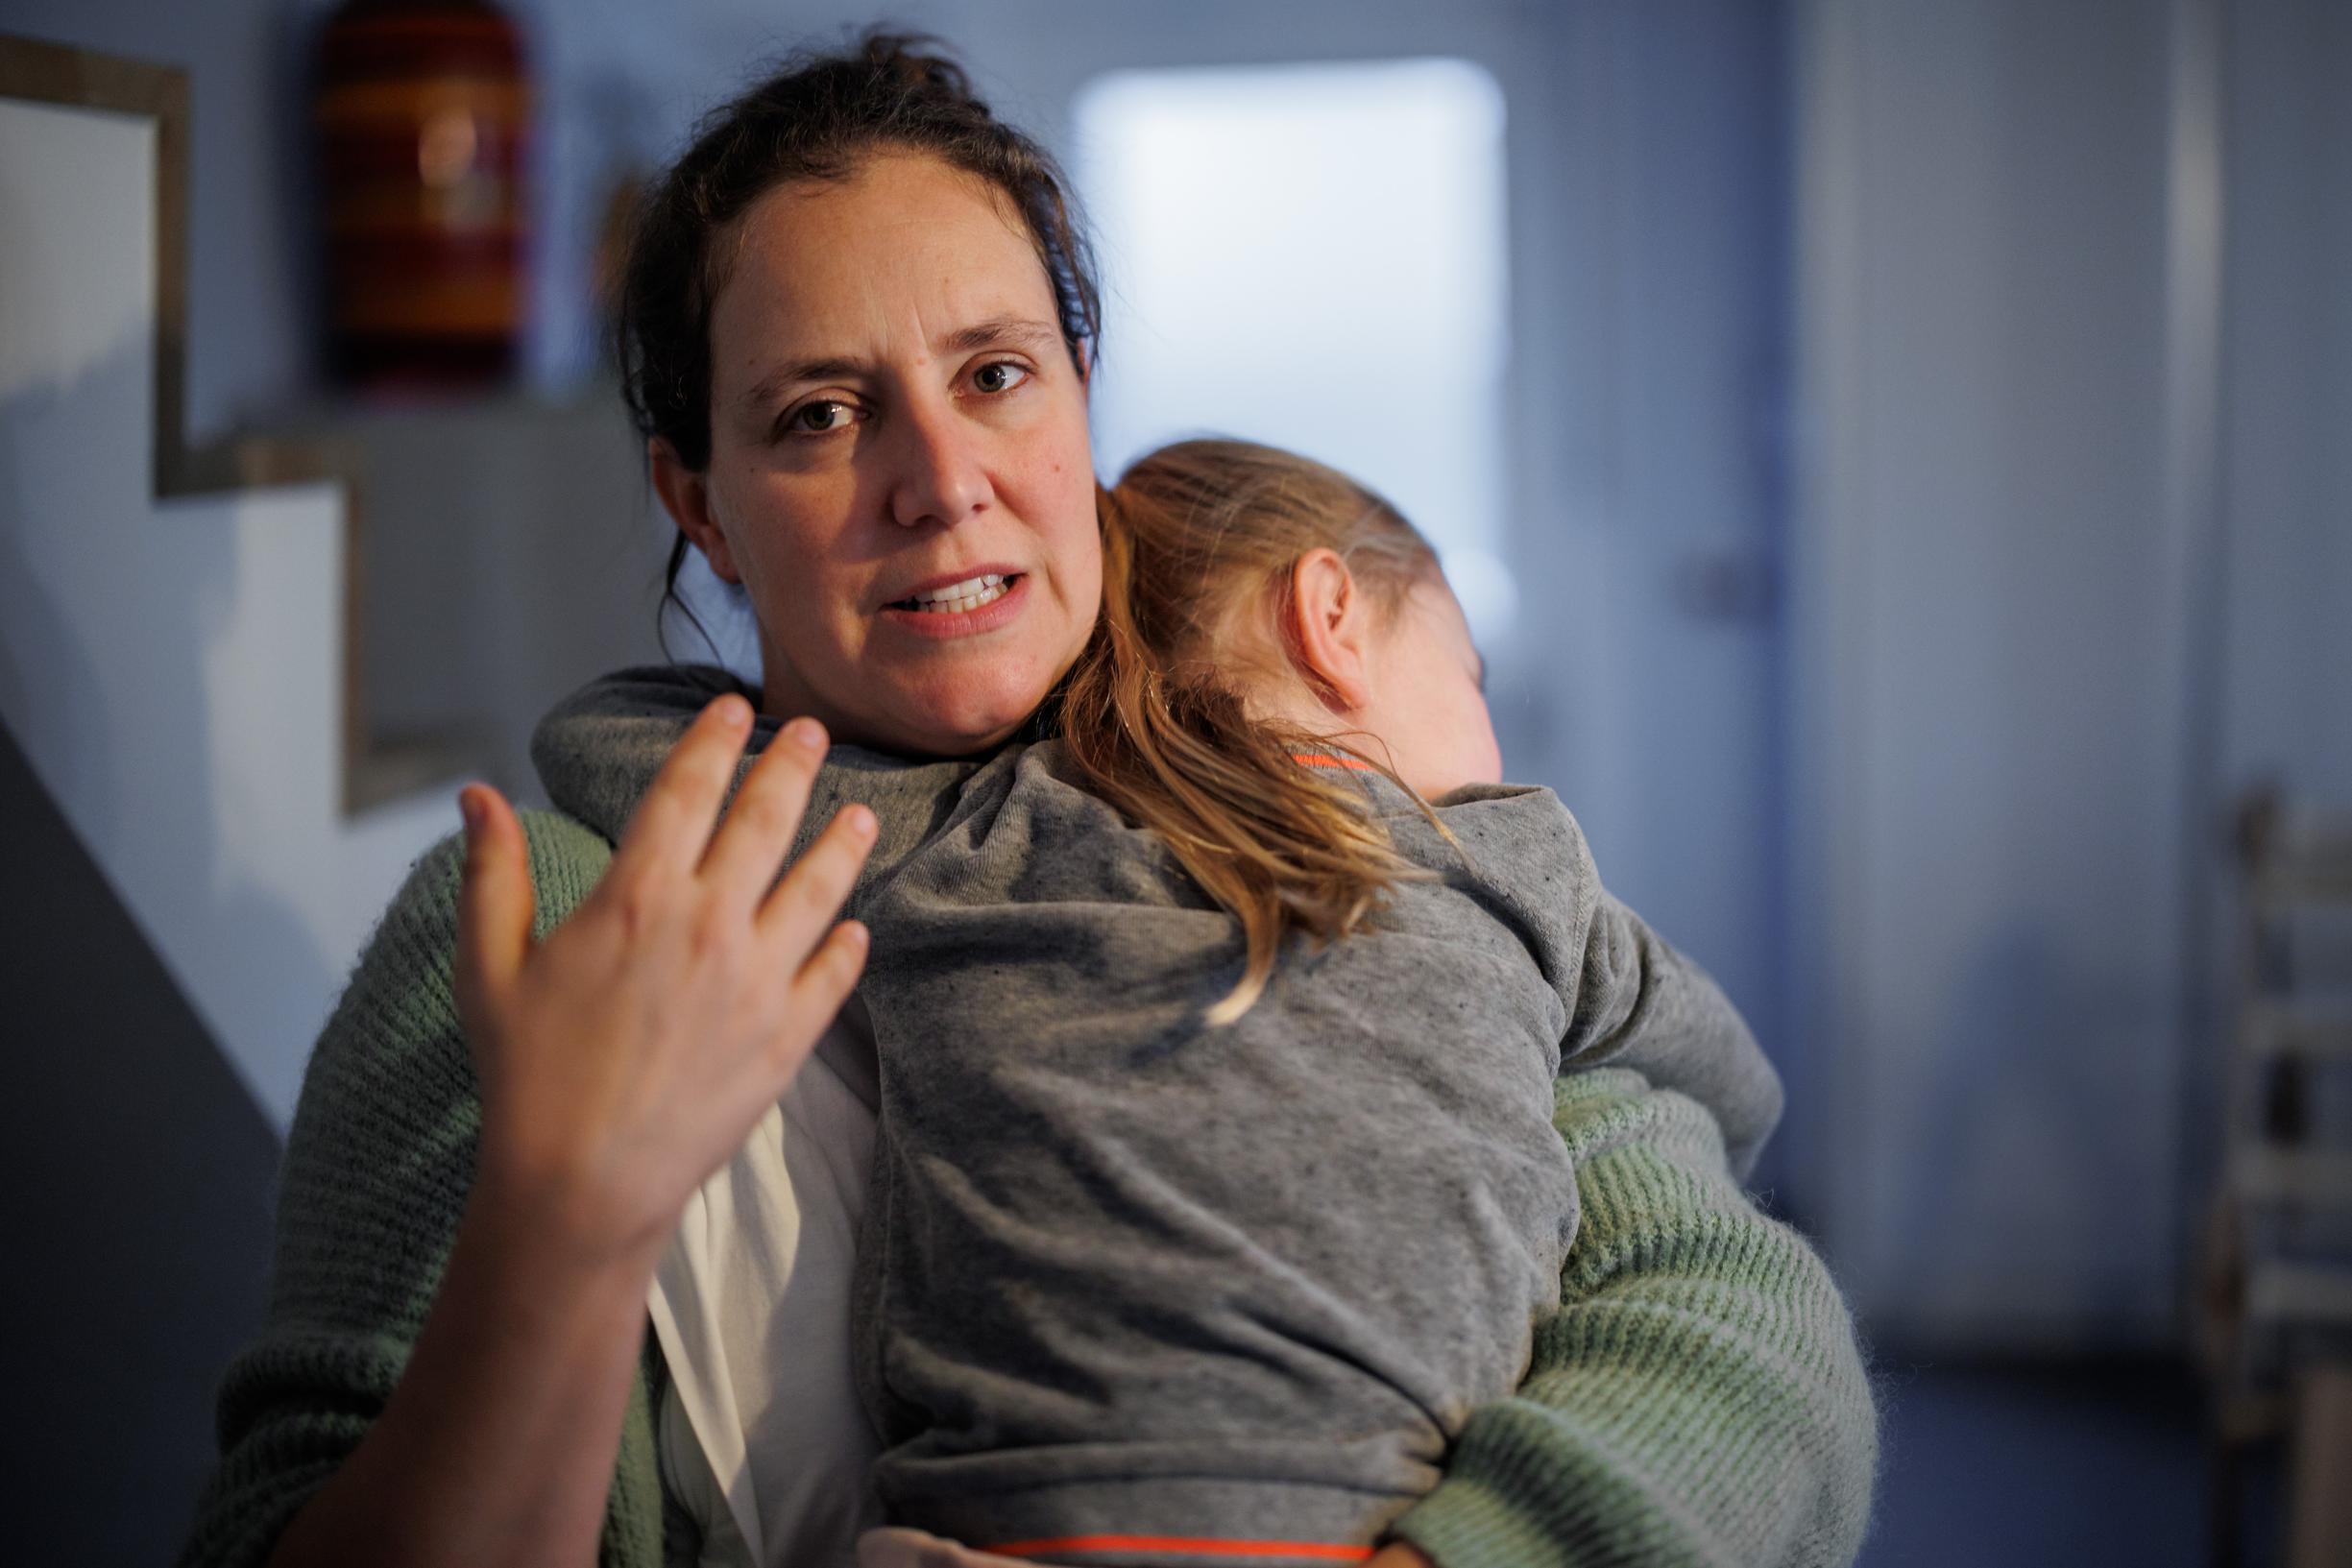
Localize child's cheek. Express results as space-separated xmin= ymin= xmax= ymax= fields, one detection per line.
xmin=1469 ymin=706 xmax=1505 ymax=784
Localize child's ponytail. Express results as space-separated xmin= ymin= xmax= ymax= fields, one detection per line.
xmin=1057 ymin=444 xmax=1444 ymax=1025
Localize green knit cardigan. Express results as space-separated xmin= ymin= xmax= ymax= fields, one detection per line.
xmin=178 ymin=809 xmax=1879 ymax=1568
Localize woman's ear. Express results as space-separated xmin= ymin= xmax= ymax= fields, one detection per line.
xmin=648 ymin=436 xmax=740 ymax=584
xmin=1281 ymin=548 xmax=1374 ymax=713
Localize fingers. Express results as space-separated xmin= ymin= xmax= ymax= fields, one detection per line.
xmin=722 ymin=913 xmax=869 ymax=1111
xmin=699 ymin=713 xmax=831 ymax=913
xmin=755 ymin=801 xmax=878 ymax=947
xmin=771 ymin=921 xmax=875 ymax=1081
xmin=453 ymin=783 xmax=535 ymax=1050
xmin=735 ymin=806 xmax=876 ymax=1092
xmin=611 ymin=693 xmax=755 ymax=880
xmin=858 ymin=1528 xmax=1027 ymax=1568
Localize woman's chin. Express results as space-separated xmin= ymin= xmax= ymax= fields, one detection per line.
xmin=863 ymin=683 xmax=1048 ymax=760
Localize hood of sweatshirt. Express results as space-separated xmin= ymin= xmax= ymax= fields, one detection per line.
xmin=529 ymin=661 xmax=1004 ymax=854
xmin=529 ymin=662 xmax=761 ymax=845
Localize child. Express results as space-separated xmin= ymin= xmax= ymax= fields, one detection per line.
xmin=537 ymin=440 xmax=1784 ymax=1566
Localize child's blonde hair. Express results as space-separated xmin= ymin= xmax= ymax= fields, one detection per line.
xmin=1057 ymin=438 xmax=1448 ymax=1025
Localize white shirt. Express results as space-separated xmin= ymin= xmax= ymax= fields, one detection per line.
xmin=648 ymin=1006 xmax=886 ymax=1567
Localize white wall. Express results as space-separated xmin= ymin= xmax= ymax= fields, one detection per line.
xmin=1793 ymin=0 xmax=2352 ymax=1352
xmin=0 ymin=97 xmax=453 ymax=1133
xmin=1791 ymin=0 xmax=2194 ymax=1347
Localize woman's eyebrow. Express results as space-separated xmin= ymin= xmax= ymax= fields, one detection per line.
xmin=937 ymin=316 xmax=1063 ymax=356
xmin=741 ymin=317 xmax=1062 ymax=412
xmin=743 ymin=356 xmax=862 ymax=410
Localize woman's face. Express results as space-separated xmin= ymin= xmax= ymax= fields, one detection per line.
xmin=654 ymin=153 xmax=1102 ymax=757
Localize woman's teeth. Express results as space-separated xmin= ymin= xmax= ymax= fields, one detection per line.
xmin=897 ymin=573 xmax=1010 ymax=614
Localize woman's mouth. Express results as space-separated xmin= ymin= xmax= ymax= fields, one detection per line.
xmin=888 ymin=572 xmax=1012 ymax=614
xmin=879 ymin=571 xmax=1030 ymax=639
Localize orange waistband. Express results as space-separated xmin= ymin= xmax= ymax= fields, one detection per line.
xmin=983 ymin=1535 xmax=1373 ymax=1562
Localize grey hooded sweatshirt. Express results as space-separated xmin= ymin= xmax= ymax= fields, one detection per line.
xmin=532 ymin=663 xmax=1783 ymax=1562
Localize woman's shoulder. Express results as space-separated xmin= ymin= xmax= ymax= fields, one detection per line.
xmin=375 ymin=805 xmax=617 ymax=944
xmin=286 ymin=808 xmax=618 ymax=1209
xmin=315 ymin=806 xmax=615 ymax=1066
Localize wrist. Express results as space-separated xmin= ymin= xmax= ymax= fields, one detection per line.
xmin=466 ymin=1153 xmax=669 ymax=1299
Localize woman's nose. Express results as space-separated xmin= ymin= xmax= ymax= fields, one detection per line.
xmin=885 ymin=394 xmax=991 ymax=530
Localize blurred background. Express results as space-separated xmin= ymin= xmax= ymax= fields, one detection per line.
xmin=2 ymin=0 xmax=2347 ymax=1562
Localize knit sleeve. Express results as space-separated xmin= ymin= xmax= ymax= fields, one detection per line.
xmin=173 ymin=811 xmax=669 ymax=1568
xmin=1385 ymin=1068 xmax=1879 ymax=1568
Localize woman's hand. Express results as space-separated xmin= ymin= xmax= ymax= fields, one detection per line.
xmin=451 ymin=691 xmax=878 ymax=1276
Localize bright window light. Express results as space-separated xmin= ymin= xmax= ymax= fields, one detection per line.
xmin=1073 ymin=59 xmax=1516 ymax=643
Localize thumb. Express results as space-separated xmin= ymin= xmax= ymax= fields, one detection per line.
xmin=452 ymin=784 xmax=535 ymax=1051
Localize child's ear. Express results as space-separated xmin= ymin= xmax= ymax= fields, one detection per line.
xmin=1281 ymin=549 xmax=1374 ymax=712
xmin=649 ymin=436 xmax=740 ymax=584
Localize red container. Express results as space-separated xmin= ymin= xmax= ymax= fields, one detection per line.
xmin=315 ymin=0 xmax=530 ymax=389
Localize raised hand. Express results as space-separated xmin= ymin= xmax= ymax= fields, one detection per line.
xmin=450 ymin=692 xmax=878 ymax=1273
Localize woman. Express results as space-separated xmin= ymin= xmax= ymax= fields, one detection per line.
xmin=178 ymin=33 xmax=1875 ymax=1568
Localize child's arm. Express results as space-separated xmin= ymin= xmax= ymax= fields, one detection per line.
xmin=1383 ymin=1068 xmax=1879 ymax=1568
xmin=1559 ymin=889 xmax=1783 ymax=1181
xmin=1423 ymin=784 xmax=1782 ymax=1180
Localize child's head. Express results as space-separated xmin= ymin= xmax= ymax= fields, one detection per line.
xmin=1098 ymin=439 xmax=1500 ymax=798
xmin=1058 ymin=437 xmax=1500 ymax=1023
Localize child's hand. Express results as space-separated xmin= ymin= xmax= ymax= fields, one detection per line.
xmin=857 ymin=1527 xmax=1031 ymax=1566
xmin=856 ymin=1531 xmax=1433 ymax=1566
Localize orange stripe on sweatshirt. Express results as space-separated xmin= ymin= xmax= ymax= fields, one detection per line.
xmin=982 ymin=1536 xmax=1374 ymax=1562
xmin=1288 ymin=753 xmax=1373 ymax=771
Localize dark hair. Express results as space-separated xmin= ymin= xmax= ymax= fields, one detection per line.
xmin=612 ymin=29 xmax=1103 ymax=660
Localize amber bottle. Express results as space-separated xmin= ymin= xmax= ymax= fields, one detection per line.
xmin=315 ymin=0 xmax=530 ymax=389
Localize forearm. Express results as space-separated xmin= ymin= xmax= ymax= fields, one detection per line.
xmin=264 ymin=1173 xmax=661 ymax=1568
xmin=1388 ymin=1071 xmax=1877 ymax=1568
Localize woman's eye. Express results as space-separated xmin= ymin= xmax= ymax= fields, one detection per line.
xmin=971 ymin=361 xmax=1031 ymax=396
xmin=786 ymin=399 xmax=858 ymax=436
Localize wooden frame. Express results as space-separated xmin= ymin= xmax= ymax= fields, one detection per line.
xmin=0 ymin=31 xmax=472 ymax=813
